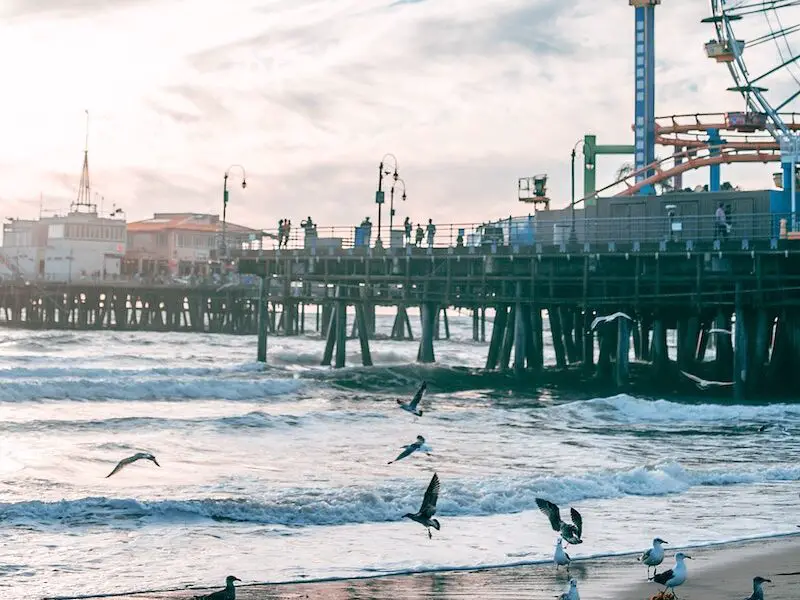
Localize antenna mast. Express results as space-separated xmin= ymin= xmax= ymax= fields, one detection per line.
xmin=72 ymin=109 xmax=96 ymax=213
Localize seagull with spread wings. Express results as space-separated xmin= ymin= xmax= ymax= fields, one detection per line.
xmin=397 ymin=381 xmax=427 ymax=416
xmin=105 ymin=452 xmax=160 ymax=478
xmin=402 ymin=472 xmax=441 ymax=539
xmin=388 ymin=435 xmax=432 ymax=464
xmin=535 ymin=498 xmax=583 ymax=545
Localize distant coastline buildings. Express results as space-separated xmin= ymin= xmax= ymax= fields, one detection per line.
xmin=1 ymin=207 xmax=127 ymax=282
xmin=0 ymin=210 xmax=260 ymax=283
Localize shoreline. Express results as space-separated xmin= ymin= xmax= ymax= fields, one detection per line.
xmin=45 ymin=532 xmax=800 ymax=600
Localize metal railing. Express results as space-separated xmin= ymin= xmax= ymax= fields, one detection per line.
xmin=240 ymin=212 xmax=793 ymax=253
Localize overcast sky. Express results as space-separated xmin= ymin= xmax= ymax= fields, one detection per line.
xmin=1 ymin=0 xmax=798 ymax=231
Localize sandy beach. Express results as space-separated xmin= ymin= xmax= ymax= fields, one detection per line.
xmin=54 ymin=533 xmax=800 ymax=600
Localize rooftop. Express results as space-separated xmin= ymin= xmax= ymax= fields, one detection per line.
xmin=127 ymin=213 xmax=260 ymax=234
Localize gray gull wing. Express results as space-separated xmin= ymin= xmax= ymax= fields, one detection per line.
xmin=418 ymin=472 xmax=439 ymax=518
xmin=535 ymin=498 xmax=562 ymax=532
xmin=569 ymin=507 xmax=583 ymax=537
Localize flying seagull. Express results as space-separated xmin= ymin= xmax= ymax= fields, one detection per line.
xmin=553 ymin=537 xmax=571 ymax=571
xmin=638 ymin=537 xmax=668 ymax=577
xmin=397 ymin=381 xmax=427 ymax=416
xmin=193 ymin=575 xmax=241 ymax=600
xmin=590 ymin=312 xmax=632 ymax=331
xmin=403 ymin=472 xmax=440 ymax=539
xmin=106 ymin=452 xmax=160 ymax=478
xmin=557 ymin=578 xmax=579 ymax=600
xmin=680 ymin=370 xmax=734 ymax=390
xmin=535 ymin=498 xmax=583 ymax=545
xmin=744 ymin=576 xmax=771 ymax=600
xmin=650 ymin=552 xmax=691 ymax=596
xmin=388 ymin=435 xmax=432 ymax=464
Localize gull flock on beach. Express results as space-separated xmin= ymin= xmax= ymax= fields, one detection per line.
xmin=97 ymin=378 xmax=777 ymax=600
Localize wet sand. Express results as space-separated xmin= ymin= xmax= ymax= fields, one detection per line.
xmin=52 ymin=534 xmax=800 ymax=600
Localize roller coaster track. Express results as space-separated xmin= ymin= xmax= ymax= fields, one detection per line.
xmin=579 ymin=112 xmax=800 ymax=202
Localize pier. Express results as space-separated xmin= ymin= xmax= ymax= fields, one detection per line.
xmin=2 ymin=206 xmax=800 ymax=399
xmin=233 ymin=207 xmax=800 ymax=400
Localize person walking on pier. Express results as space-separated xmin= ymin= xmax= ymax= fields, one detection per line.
xmin=404 ymin=217 xmax=412 ymax=244
xmin=426 ymin=218 xmax=436 ymax=247
xmin=715 ymin=203 xmax=728 ymax=241
xmin=415 ymin=223 xmax=424 ymax=247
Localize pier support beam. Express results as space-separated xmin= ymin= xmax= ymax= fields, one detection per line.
xmin=615 ymin=315 xmax=630 ymax=388
xmin=417 ymin=302 xmax=436 ymax=363
xmin=714 ymin=309 xmax=734 ymax=380
xmin=256 ymin=275 xmax=269 ymax=363
xmin=651 ymin=317 xmax=669 ymax=378
xmin=733 ymin=288 xmax=747 ymax=401
xmin=485 ymin=306 xmax=508 ymax=370
xmin=582 ymin=309 xmax=595 ymax=370
xmin=549 ymin=307 xmax=567 ymax=369
xmin=355 ymin=303 xmax=373 ymax=367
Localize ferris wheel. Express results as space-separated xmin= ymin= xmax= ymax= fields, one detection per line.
xmin=706 ymin=0 xmax=800 ymax=144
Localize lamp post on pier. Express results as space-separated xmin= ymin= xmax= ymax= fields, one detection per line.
xmin=222 ymin=164 xmax=247 ymax=259
xmin=570 ymin=138 xmax=586 ymax=241
xmin=389 ymin=176 xmax=406 ymax=246
xmin=376 ymin=153 xmax=398 ymax=248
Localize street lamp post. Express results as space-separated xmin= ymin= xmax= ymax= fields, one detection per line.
xmin=376 ymin=154 xmax=398 ymax=248
xmin=389 ymin=176 xmax=406 ymax=246
xmin=222 ymin=164 xmax=247 ymax=260
xmin=570 ymin=139 xmax=585 ymax=241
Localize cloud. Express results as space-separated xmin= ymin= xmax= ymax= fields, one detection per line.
xmin=3 ymin=0 xmax=153 ymax=19
xmin=0 ymin=0 xmax=797 ymax=237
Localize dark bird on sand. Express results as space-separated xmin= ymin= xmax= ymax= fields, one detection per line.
xmin=744 ymin=576 xmax=771 ymax=600
xmin=105 ymin=452 xmax=160 ymax=478
xmin=403 ymin=472 xmax=441 ymax=538
xmin=535 ymin=498 xmax=583 ymax=545
xmin=193 ymin=575 xmax=241 ymax=600
xmin=397 ymin=381 xmax=427 ymax=416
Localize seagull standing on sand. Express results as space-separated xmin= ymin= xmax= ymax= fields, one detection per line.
xmin=388 ymin=435 xmax=432 ymax=464
xmin=650 ymin=552 xmax=691 ymax=596
xmin=680 ymin=370 xmax=734 ymax=390
xmin=193 ymin=575 xmax=241 ymax=600
xmin=590 ymin=312 xmax=632 ymax=331
xmin=553 ymin=537 xmax=571 ymax=571
xmin=402 ymin=472 xmax=440 ymax=539
xmin=105 ymin=452 xmax=160 ymax=478
xmin=638 ymin=537 xmax=668 ymax=577
xmin=535 ymin=498 xmax=583 ymax=545
xmin=744 ymin=576 xmax=771 ymax=600
xmin=397 ymin=381 xmax=427 ymax=416
xmin=557 ymin=578 xmax=579 ymax=600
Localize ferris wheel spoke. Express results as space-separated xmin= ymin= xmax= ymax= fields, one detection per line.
xmin=749 ymin=23 xmax=800 ymax=47
xmin=727 ymin=1 xmax=800 ymax=18
xmin=750 ymin=53 xmax=800 ymax=83
xmin=775 ymin=87 xmax=800 ymax=111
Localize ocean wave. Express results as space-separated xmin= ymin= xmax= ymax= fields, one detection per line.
xmin=554 ymin=394 xmax=800 ymax=425
xmin=6 ymin=462 xmax=799 ymax=527
xmin=0 ymin=375 xmax=302 ymax=402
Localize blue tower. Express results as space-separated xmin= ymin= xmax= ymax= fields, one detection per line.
xmin=632 ymin=0 xmax=659 ymax=194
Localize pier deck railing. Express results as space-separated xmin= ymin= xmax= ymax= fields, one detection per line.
xmin=245 ymin=212 xmax=790 ymax=254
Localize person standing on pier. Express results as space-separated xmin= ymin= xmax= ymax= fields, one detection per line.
xmin=415 ymin=223 xmax=424 ymax=247
xmin=426 ymin=219 xmax=436 ymax=247
xmin=277 ymin=219 xmax=284 ymax=248
xmin=404 ymin=217 xmax=412 ymax=244
xmin=283 ymin=219 xmax=292 ymax=247
xmin=715 ymin=203 xmax=727 ymax=241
